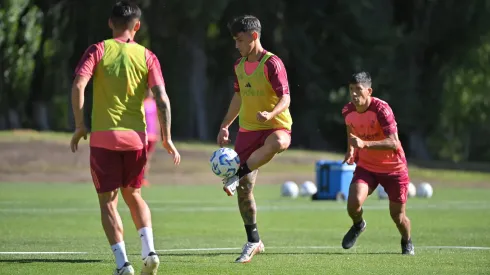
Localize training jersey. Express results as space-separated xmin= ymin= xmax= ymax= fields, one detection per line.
xmin=75 ymin=37 xmax=164 ymax=151
xmin=233 ymin=51 xmax=292 ymax=131
xmin=144 ymin=97 xmax=159 ymax=142
xmin=342 ymin=97 xmax=407 ymax=174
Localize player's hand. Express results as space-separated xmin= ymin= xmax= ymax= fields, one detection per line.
xmin=70 ymin=126 xmax=88 ymax=153
xmin=342 ymin=150 xmax=355 ymax=165
xmin=217 ymin=127 xmax=230 ymax=147
xmin=162 ymin=139 xmax=181 ymax=165
xmin=349 ymin=133 xmax=366 ymax=149
xmin=256 ymin=111 xmax=272 ymax=122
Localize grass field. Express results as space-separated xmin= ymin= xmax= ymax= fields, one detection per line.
xmin=1 ymin=183 xmax=489 ymax=275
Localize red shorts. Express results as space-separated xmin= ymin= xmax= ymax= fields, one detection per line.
xmin=90 ymin=146 xmax=147 ymax=193
xmin=147 ymin=140 xmax=157 ymax=154
xmin=234 ymin=129 xmax=291 ymax=163
xmin=352 ymin=165 xmax=410 ymax=204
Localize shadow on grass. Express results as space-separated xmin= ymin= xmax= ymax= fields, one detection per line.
xmin=0 ymin=259 xmax=102 ymax=263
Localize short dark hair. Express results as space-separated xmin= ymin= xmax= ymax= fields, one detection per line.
xmin=229 ymin=15 xmax=261 ymax=37
xmin=349 ymin=72 xmax=372 ymax=87
xmin=110 ymin=1 xmax=142 ymax=29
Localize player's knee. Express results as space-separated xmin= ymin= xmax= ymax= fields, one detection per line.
xmin=390 ymin=212 xmax=405 ymax=225
xmin=98 ymin=190 xmax=118 ymax=205
xmin=271 ymin=138 xmax=289 ymax=152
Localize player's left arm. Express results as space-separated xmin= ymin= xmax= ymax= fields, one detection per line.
xmin=352 ymin=103 xmax=400 ymax=150
xmin=266 ymin=56 xmax=290 ymax=118
xmin=363 ymin=133 xmax=400 ymax=150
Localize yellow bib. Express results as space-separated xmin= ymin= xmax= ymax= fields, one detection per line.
xmin=235 ymin=52 xmax=292 ymax=131
xmin=92 ymin=39 xmax=148 ymax=132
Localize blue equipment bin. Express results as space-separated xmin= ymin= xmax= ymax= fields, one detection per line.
xmin=313 ymin=160 xmax=355 ymax=201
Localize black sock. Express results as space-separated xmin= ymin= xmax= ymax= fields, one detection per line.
xmin=237 ymin=163 xmax=252 ymax=179
xmin=244 ymin=224 xmax=260 ymax=243
xmin=401 ymin=237 xmax=411 ymax=245
xmin=354 ymin=219 xmax=365 ymax=229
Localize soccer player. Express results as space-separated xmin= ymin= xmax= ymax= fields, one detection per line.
xmin=341 ymin=72 xmax=414 ymax=255
xmin=217 ymin=15 xmax=293 ymax=263
xmin=142 ymin=90 xmax=160 ymax=186
xmin=70 ymin=2 xmax=181 ymax=274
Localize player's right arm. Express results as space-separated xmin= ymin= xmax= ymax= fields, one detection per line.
xmin=217 ymin=59 xmax=242 ymax=147
xmin=341 ymin=103 xmax=355 ymax=164
xmin=217 ymin=93 xmax=241 ymax=147
xmin=343 ymin=125 xmax=355 ymax=165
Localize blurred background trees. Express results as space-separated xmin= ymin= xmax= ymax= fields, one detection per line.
xmin=1 ymin=0 xmax=489 ymax=162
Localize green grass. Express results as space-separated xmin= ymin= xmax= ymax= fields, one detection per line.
xmin=0 ymin=183 xmax=489 ymax=274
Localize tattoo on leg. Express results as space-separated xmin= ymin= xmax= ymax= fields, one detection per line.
xmin=237 ymin=171 xmax=258 ymax=224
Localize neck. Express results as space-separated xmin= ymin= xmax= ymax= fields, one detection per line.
xmin=247 ymin=42 xmax=264 ymax=62
xmin=112 ymin=29 xmax=135 ymax=41
xmin=355 ymin=97 xmax=372 ymax=113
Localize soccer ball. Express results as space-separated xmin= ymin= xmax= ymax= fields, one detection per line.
xmin=299 ymin=181 xmax=317 ymax=196
xmin=209 ymin=148 xmax=240 ymax=178
xmin=407 ymin=182 xmax=416 ymax=198
xmin=377 ymin=185 xmax=389 ymax=200
xmin=416 ymin=182 xmax=433 ymax=198
xmin=281 ymin=181 xmax=299 ymax=198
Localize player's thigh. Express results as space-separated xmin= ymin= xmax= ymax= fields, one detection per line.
xmin=122 ymin=147 xmax=148 ymax=189
xmin=263 ymin=129 xmax=291 ymax=153
xmin=349 ymin=166 xmax=377 ymax=206
xmin=90 ymin=146 xmax=124 ymax=194
xmin=378 ymin=169 xmax=409 ymax=204
xmin=235 ymin=131 xmax=263 ymax=164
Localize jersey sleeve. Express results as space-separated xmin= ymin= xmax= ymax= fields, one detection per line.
xmin=265 ymin=55 xmax=289 ymax=97
xmin=342 ymin=102 xmax=355 ymax=119
xmin=376 ymin=102 xmax=398 ymax=136
xmin=146 ymin=49 xmax=165 ymax=89
xmin=233 ymin=58 xmax=241 ymax=93
xmin=74 ymin=42 xmax=104 ymax=78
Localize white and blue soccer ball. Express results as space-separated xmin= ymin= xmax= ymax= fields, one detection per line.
xmin=416 ymin=182 xmax=433 ymax=198
xmin=300 ymin=181 xmax=317 ymax=196
xmin=408 ymin=182 xmax=417 ymax=198
xmin=210 ymin=148 xmax=240 ymax=178
xmin=281 ymin=181 xmax=299 ymax=198
xmin=377 ymin=185 xmax=389 ymax=200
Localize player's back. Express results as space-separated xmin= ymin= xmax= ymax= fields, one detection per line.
xmin=342 ymin=97 xmax=407 ymax=173
xmin=92 ymin=39 xmax=148 ymax=133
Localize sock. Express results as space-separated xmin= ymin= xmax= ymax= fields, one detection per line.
xmin=237 ymin=163 xmax=252 ymax=179
xmin=402 ymin=237 xmax=411 ymax=245
xmin=111 ymin=241 xmax=129 ymax=269
xmin=244 ymin=224 xmax=260 ymax=243
xmin=354 ymin=219 xmax=365 ymax=229
xmin=138 ymin=227 xmax=155 ymax=259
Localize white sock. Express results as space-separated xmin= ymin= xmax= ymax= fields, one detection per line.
xmin=138 ymin=227 xmax=155 ymax=259
xmin=111 ymin=241 xmax=129 ymax=269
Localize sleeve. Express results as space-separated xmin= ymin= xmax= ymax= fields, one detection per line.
xmin=342 ymin=103 xmax=354 ymax=119
xmin=233 ymin=58 xmax=241 ymax=93
xmin=265 ymin=55 xmax=290 ymax=97
xmin=74 ymin=42 xmax=104 ymax=78
xmin=146 ymin=50 xmax=165 ymax=89
xmin=376 ymin=103 xmax=398 ymax=136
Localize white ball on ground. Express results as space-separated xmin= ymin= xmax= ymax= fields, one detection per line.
xmin=408 ymin=182 xmax=416 ymax=198
xmin=416 ymin=182 xmax=433 ymax=198
xmin=281 ymin=181 xmax=299 ymax=198
xmin=377 ymin=185 xmax=389 ymax=200
xmin=299 ymin=181 xmax=317 ymax=196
